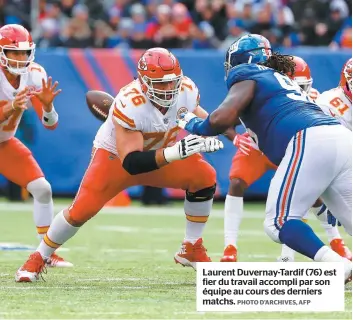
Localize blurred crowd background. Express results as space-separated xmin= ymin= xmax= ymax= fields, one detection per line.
xmin=1 ymin=0 xmax=351 ymax=50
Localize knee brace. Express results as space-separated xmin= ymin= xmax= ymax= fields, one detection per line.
xmin=186 ymin=184 xmax=216 ymax=202
xmin=27 ymin=177 xmax=52 ymax=203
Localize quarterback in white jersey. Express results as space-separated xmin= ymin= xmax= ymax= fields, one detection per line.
xmin=16 ymin=48 xmax=223 ymax=282
xmin=316 ymin=58 xmax=352 ymax=131
xmin=0 ymin=24 xmax=71 ymax=267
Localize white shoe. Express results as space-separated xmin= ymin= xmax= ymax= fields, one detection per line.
xmin=46 ymin=253 xmax=73 ymax=268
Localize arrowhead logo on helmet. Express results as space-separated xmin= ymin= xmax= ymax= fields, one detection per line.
xmin=0 ymin=24 xmax=36 ymax=75
xmin=137 ymin=48 xmax=183 ymax=109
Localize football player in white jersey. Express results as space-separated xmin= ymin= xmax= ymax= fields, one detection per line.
xmin=0 ymin=24 xmax=71 ymax=267
xmin=316 ymin=58 xmax=352 ymax=130
xmin=278 ymin=56 xmax=352 ymax=262
xmin=15 ymin=47 xmax=224 ymax=282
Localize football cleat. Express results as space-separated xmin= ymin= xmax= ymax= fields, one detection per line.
xmin=330 ymin=239 xmax=352 ymax=261
xmin=174 ymin=238 xmax=211 ymax=270
xmin=15 ymin=252 xmax=46 ymax=282
xmin=220 ymin=245 xmax=238 ymax=262
xmin=46 ymin=253 xmax=74 ymax=268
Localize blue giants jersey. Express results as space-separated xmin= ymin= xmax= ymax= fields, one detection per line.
xmin=226 ymin=64 xmax=340 ymax=165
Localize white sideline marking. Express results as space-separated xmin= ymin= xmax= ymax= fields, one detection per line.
xmin=97 ymin=225 xmax=328 ymax=238
xmin=0 ymin=202 xmax=264 ymax=219
xmin=0 ymin=286 xmax=149 ymax=290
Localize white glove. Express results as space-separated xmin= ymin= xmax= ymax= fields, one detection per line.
xmin=201 ymin=137 xmax=224 ymax=152
xmin=163 ymin=134 xmax=205 ymax=163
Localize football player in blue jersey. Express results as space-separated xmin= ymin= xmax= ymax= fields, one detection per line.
xmin=178 ymin=34 xmax=352 ymax=282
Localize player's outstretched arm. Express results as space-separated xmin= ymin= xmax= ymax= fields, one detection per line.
xmin=114 ymin=120 xmax=212 ymax=175
xmin=178 ymin=80 xmax=256 ymax=136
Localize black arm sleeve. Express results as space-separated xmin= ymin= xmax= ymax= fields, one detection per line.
xmin=122 ymin=150 xmax=160 ymax=175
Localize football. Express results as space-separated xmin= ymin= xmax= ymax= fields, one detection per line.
xmin=86 ymin=90 xmax=114 ymax=122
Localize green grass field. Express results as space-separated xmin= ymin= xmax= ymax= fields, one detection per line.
xmin=0 ymin=201 xmax=351 ymax=319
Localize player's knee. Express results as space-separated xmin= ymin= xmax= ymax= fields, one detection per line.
xmin=191 ymin=164 xmax=216 ymax=191
xmin=186 ymin=184 xmax=216 ymax=202
xmin=65 ymin=209 xmax=86 ymax=227
xmin=263 ymin=218 xmax=281 ymax=243
xmin=228 ymin=178 xmax=247 ymax=197
xmin=26 ymin=177 xmax=52 ymax=203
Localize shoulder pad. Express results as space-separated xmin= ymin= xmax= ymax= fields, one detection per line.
xmin=28 ymin=63 xmax=47 ymax=90
xmin=112 ymin=87 xmax=145 ymax=130
xmin=181 ymin=76 xmax=200 ymax=112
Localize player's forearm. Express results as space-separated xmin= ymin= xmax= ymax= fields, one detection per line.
xmin=222 ymin=127 xmax=237 ymax=142
xmin=0 ymin=101 xmax=15 ymax=123
xmin=190 ymin=115 xmax=228 ymax=136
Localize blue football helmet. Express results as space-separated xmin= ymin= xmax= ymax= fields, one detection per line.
xmin=224 ymin=34 xmax=272 ymax=80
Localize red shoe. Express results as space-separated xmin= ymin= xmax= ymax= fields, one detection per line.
xmin=174 ymin=238 xmax=211 ymax=270
xmin=15 ymin=252 xmax=46 ymax=282
xmin=220 ymin=245 xmax=238 ymax=262
xmin=47 ymin=253 xmax=73 ymax=268
xmin=330 ymin=239 xmax=352 ymax=261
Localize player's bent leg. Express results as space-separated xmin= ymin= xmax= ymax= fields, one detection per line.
xmin=222 ymin=150 xmax=275 ymax=262
xmin=311 ymin=200 xmax=352 ymax=260
xmin=137 ymin=154 xmax=216 ymax=270
xmin=16 ymin=148 xmax=130 ymax=282
xmin=265 ymin=128 xmax=352 ymax=282
xmin=27 ymin=177 xmax=53 ymax=239
xmin=26 ymin=177 xmax=73 ymax=268
xmin=175 ymin=184 xmax=216 ymax=269
xmin=0 ymin=138 xmax=71 ymax=273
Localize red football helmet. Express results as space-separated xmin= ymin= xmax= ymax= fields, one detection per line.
xmin=137 ymin=48 xmax=182 ymax=108
xmin=288 ymin=56 xmax=313 ymax=93
xmin=0 ymin=24 xmax=35 ymax=75
xmin=339 ymin=58 xmax=352 ymax=101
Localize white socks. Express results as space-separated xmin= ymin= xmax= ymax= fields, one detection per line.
xmin=27 ymin=178 xmax=54 ymax=240
xmin=33 ymin=199 xmax=54 ymax=240
xmin=279 ymin=244 xmax=296 ymax=261
xmin=224 ymin=195 xmax=243 ymax=247
xmin=37 ymin=210 xmax=80 ymax=259
xmin=312 ymin=205 xmax=342 ymax=242
xmin=184 ymin=198 xmax=212 ymax=244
